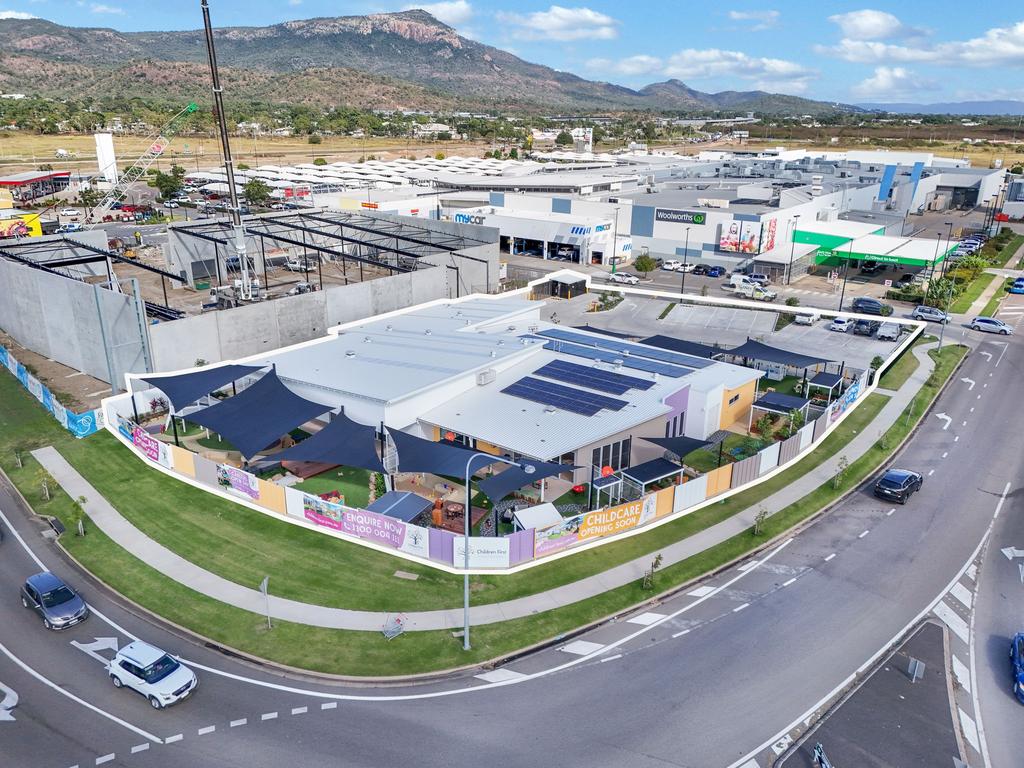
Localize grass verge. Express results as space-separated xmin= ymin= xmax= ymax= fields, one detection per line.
xmin=949 ymin=272 xmax=997 ymax=314
xmin=878 ymin=333 xmax=935 ymax=390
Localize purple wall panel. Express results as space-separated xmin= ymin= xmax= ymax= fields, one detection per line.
xmin=507 ymin=529 xmax=535 ymax=565
xmin=664 ymin=385 xmax=690 ymax=424
xmin=428 ymin=528 xmax=455 ymax=565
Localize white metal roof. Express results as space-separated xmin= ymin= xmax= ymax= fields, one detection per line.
xmin=795 ymin=220 xmax=884 ymax=239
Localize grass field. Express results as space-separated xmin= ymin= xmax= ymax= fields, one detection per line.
xmin=0 ymin=338 xmax=966 ymax=674
xmin=950 ymin=272 xmax=998 ymax=314
xmin=879 ymin=333 xmax=935 ymax=390
xmin=294 ymin=468 xmax=371 ymax=509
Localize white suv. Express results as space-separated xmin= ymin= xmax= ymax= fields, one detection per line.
xmin=107 ymin=641 xmax=198 ymax=709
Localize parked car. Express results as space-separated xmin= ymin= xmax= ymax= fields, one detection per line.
xmin=860 ymin=260 xmax=881 ymax=275
xmin=793 ymin=311 xmax=821 ymax=325
xmin=1010 ymin=282 xmax=1024 ymax=295
xmin=1010 ymin=633 xmax=1024 ymax=704
xmin=912 ymin=305 xmax=950 ymax=324
xmin=894 ymin=273 xmax=917 ymax=290
xmin=706 ymin=265 xmax=726 ymax=278
xmin=691 ymin=264 xmax=709 ymax=276
xmin=829 ymin=317 xmax=853 ymax=333
xmin=58 ymin=207 xmax=79 ymax=218
xmin=107 ymin=641 xmax=198 ymax=710
xmin=970 ymin=316 xmax=1012 ymax=335
xmin=850 ymin=297 xmax=892 ymax=316
xmin=269 ymin=202 xmax=286 ymax=210
xmin=162 ymin=201 xmax=180 ymax=209
xmin=661 ymin=260 xmax=683 ymax=271
xmin=676 ymin=262 xmax=696 ymax=273
xmin=20 ymin=572 xmax=89 ymax=630
xmin=607 ymin=272 xmax=640 ymax=285
xmin=877 ymin=322 xmax=902 ymax=341
xmin=284 ymin=259 xmax=317 ymax=272
xmin=873 ymin=468 xmax=923 ymax=504
xmin=55 ymin=223 xmax=83 ymax=234
xmin=853 ymin=319 xmax=881 ymax=336
xmin=745 ymin=272 xmax=770 ymax=286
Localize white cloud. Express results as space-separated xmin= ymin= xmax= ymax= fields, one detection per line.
xmin=827 ymin=9 xmax=923 ymax=41
xmin=852 ymin=66 xmax=938 ymax=99
xmin=89 ymin=3 xmax=123 ymax=13
xmin=288 ymin=0 xmax=302 ymax=5
xmin=497 ymin=5 xmax=618 ymax=41
xmin=728 ymin=9 xmax=779 ymax=30
xmin=587 ymin=47 xmax=815 ymax=94
xmin=0 ymin=9 xmax=37 ymax=18
xmin=819 ymin=20 xmax=1024 ymax=67
xmin=403 ymin=0 xmax=473 ymax=26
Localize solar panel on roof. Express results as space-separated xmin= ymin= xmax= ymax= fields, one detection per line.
xmin=538 ymin=328 xmax=713 ymax=370
xmin=543 ymin=341 xmax=689 ymax=378
xmin=501 ymin=376 xmax=629 ymax=415
xmin=535 ymin=360 xmax=655 ymax=394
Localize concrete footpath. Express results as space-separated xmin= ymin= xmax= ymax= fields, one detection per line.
xmin=33 ymin=341 xmax=941 ymax=633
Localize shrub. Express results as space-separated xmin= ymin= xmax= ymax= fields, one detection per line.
xmin=308 ymin=134 xmax=322 ymax=144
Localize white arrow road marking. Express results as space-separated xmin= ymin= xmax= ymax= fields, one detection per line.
xmin=935 ymin=413 xmax=952 ymax=430
xmin=979 ymin=351 xmax=993 ymax=361
xmin=961 ymin=377 xmax=976 ymax=390
xmin=1001 ymin=547 xmax=1024 ymax=561
xmin=0 ymin=642 xmax=161 ymax=743
xmin=70 ymin=637 xmax=119 ymax=665
xmin=0 ymin=680 xmax=18 ymax=722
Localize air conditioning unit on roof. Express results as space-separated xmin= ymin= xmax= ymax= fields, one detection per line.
xmin=477 ymin=369 xmax=497 ymax=386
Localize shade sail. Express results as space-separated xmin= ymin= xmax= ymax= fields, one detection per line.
xmin=366 ymin=491 xmax=433 ymax=523
xmin=621 ymin=457 xmax=683 ymax=486
xmin=725 ymin=339 xmax=832 ymax=369
xmin=753 ymin=392 xmax=810 ymax=414
xmin=389 ymin=430 xmax=487 ymax=477
xmin=186 ymin=370 xmax=330 ymax=458
xmin=478 ymin=458 xmax=575 ymax=503
xmin=641 ymin=435 xmax=711 ymax=459
xmin=272 ymin=411 xmax=384 ymax=472
xmin=641 ymin=335 xmax=719 ymax=359
xmin=809 ymin=372 xmax=843 ymax=389
xmin=140 ymin=364 xmax=266 ymax=412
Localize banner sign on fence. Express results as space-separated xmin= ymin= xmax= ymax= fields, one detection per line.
xmin=0 ymin=344 xmax=104 ymax=438
xmin=453 ymin=536 xmax=511 ymax=569
xmin=217 ymin=464 xmax=261 ymax=501
xmin=535 ymin=493 xmax=659 ymax=557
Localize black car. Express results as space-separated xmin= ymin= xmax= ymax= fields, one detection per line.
xmin=860 ymin=261 xmax=881 ymax=275
xmin=691 ymin=264 xmax=710 ymax=276
xmin=21 ymin=572 xmax=89 ymax=630
xmin=851 ymin=296 xmax=892 ymax=316
xmin=895 ymin=273 xmax=917 ymax=290
xmin=873 ymin=468 xmax=923 ymax=504
xmin=853 ymin=319 xmax=881 ymax=336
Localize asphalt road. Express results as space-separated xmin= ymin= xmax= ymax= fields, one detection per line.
xmin=0 ymin=328 xmax=1019 ymax=768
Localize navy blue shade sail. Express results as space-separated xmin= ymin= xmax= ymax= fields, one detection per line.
xmin=640 ymin=435 xmax=712 ymax=459
xmin=140 ymin=364 xmax=267 ymax=412
xmin=641 ymin=335 xmax=720 ymax=360
xmin=477 ymin=458 xmax=576 ymax=503
xmin=725 ymin=339 xmax=832 ymax=369
xmin=272 ymin=411 xmax=384 ymax=472
xmin=753 ymin=392 xmax=811 ymax=414
xmin=621 ymin=457 xmax=684 ymax=485
xmin=185 ymin=370 xmax=330 ymax=458
xmin=388 ymin=429 xmax=488 ymax=477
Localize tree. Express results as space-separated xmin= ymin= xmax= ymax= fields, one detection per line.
xmin=312 ymin=157 xmax=327 ymax=166
xmin=753 ymin=506 xmax=769 ymax=536
xmin=508 ymin=147 xmax=518 ymax=159
xmin=308 ymin=134 xmax=322 ymax=144
xmin=870 ymin=354 xmax=885 ymax=372
xmin=237 ymin=162 xmax=250 ymax=171
xmin=634 ymin=253 xmax=657 ymax=277
xmin=243 ymin=178 xmax=271 ymax=207
xmin=554 ymin=131 xmax=573 ymax=146
xmin=153 ymin=164 xmax=185 ymax=200
xmin=833 ymin=455 xmax=849 ymax=490
xmin=78 ymin=185 xmax=101 ymax=216
xmin=434 ymin=152 xmax=446 ymax=160
xmin=755 ymin=413 xmax=774 ymax=438
xmin=437 ymin=131 xmax=452 ymax=141
xmin=36 ymin=468 xmax=54 ymax=501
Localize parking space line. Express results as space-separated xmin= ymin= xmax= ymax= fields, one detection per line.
xmin=261 ymin=712 xmax=278 ymax=721
xmin=321 ymin=702 xmax=337 ymax=710
xmin=230 ymin=718 xmax=247 ymax=727
xmin=824 ymin=553 xmax=836 ymax=562
xmin=733 ymin=603 xmax=749 ymax=613
xmin=130 ymin=745 xmax=149 ymax=754
xmin=165 ymin=734 xmax=182 ymax=744
xmin=782 ymin=577 xmax=797 ymax=587
xmin=858 ymin=530 xmax=870 ymax=538
xmin=198 ymin=725 xmax=215 ymax=735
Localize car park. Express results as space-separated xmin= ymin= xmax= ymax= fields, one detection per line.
xmin=970 ymin=316 xmax=1012 ymax=335
xmin=607 ymin=272 xmax=640 ymax=285
xmin=911 ymin=306 xmax=950 ymax=324
xmin=58 ymin=207 xmax=79 ymax=217
xmin=691 ymin=264 xmax=709 ymax=276
xmin=829 ymin=317 xmax=853 ymax=333
xmin=661 ymin=260 xmax=683 ymax=271
xmin=1010 ymin=633 xmax=1024 ymax=704
xmin=107 ymin=640 xmax=198 ymax=709
xmin=793 ymin=311 xmax=821 ymax=325
xmin=877 ymin=322 xmax=902 ymax=341
xmin=706 ymin=266 xmax=726 ymax=278
xmin=873 ymin=468 xmax=923 ymax=504
xmin=850 ymin=297 xmax=892 ymax=316
xmin=853 ymin=319 xmax=881 ymax=336
xmin=20 ymin=572 xmax=89 ymax=630
xmin=676 ymin=262 xmax=695 ymax=273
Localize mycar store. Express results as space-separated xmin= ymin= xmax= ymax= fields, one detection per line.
xmin=453 ymin=207 xmax=618 ymax=265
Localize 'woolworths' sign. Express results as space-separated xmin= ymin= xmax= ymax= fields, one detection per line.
xmin=655 ymin=209 xmax=707 ymax=226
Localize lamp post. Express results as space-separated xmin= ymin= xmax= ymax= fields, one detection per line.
xmin=462 ymin=453 xmax=534 ymax=651
xmin=678 ymin=226 xmax=691 ymax=303
xmin=786 ymin=214 xmax=801 ymax=285
xmin=837 ymin=239 xmax=854 ymax=311
xmin=938 ymin=278 xmax=954 ymax=352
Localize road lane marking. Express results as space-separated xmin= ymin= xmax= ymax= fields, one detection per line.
xmin=626 ymin=612 xmax=667 ymax=626
xmin=95 ymin=756 xmax=115 ymax=766
xmin=198 ymin=725 xmax=215 ymax=735
xmin=600 ymin=654 xmax=622 ymax=663
xmin=291 ymin=706 xmax=307 ymax=715
xmin=321 ymin=703 xmax=337 ymax=710
xmin=782 ymin=578 xmax=797 ymax=587
xmin=824 ymin=553 xmax=836 ymax=562
xmin=261 ymin=712 xmax=278 ymax=721
xmin=859 ymin=530 xmax=870 ymax=538
xmin=165 ymin=734 xmax=182 ymax=744
xmin=733 ymin=603 xmax=749 ymax=613
xmin=130 ymin=744 xmax=149 ymax=754
xmin=950 ymin=582 xmax=973 ymax=610
xmin=942 ymin=452 xmax=948 ymax=458
xmin=970 ymin=407 xmax=974 ymax=413
xmin=559 ymin=640 xmax=605 ymax=656
xmin=962 ymin=421 xmax=968 ymax=427
xmin=0 ymin=508 xmax=48 ymax=570
xmin=955 ymin=435 xmax=960 ymax=442
xmin=928 ymin=469 xmax=935 ymax=477
xmin=737 ymin=560 xmax=760 ymax=572
xmin=952 ymin=655 xmax=971 ymax=695
xmin=0 ymin=642 xmax=162 ymax=744
xmin=230 ymin=718 xmax=247 ymax=727
xmin=672 ymin=630 xmax=690 ymax=638
xmin=686 ymin=586 xmax=716 ymax=598
xmin=934 ymin=600 xmax=970 ymax=644
xmin=475 ymin=669 xmax=528 ymax=683
xmin=996 ymin=342 xmax=1008 ymax=367
xmin=886 ymin=509 xmax=895 ymax=516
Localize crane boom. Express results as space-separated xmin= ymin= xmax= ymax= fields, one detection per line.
xmin=87 ymin=103 xmax=199 ymax=225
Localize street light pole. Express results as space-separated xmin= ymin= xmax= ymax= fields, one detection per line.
xmin=837 ymin=239 xmax=853 ymax=311
xmin=678 ymin=226 xmax=691 ymax=303
xmin=462 ymin=453 xmax=534 ymax=651
xmin=786 ymin=214 xmax=801 ymax=285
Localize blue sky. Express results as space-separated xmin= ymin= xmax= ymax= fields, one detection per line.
xmin=2 ymin=1 xmax=1023 ymax=103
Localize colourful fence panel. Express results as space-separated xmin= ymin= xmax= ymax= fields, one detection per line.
xmin=674 ymin=475 xmax=707 ymax=512
xmin=730 ymin=454 xmax=760 ymax=488
xmin=704 ymin=464 xmax=733 ymax=497
xmin=778 ymin=433 xmax=802 ymax=465
xmin=757 ymin=442 xmax=780 ymax=475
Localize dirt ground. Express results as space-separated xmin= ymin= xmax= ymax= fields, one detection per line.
xmin=0 ymin=329 xmax=112 ymax=411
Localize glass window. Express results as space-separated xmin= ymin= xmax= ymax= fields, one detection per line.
xmin=621 ymin=437 xmax=631 ymax=468
xmin=611 ymin=441 xmax=620 ymax=469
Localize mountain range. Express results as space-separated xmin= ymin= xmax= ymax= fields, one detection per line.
xmin=0 ymin=11 xmax=855 ymax=115
xmin=857 ymin=100 xmax=1024 ymax=116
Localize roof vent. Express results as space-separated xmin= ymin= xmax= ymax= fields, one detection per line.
xmin=528 ymin=324 xmax=539 ymax=333
xmin=363 ymin=336 xmax=372 ymax=343
xmin=497 ymin=340 xmax=504 ymax=346
xmin=490 ymin=350 xmax=497 ymax=358
xmin=345 ymin=350 xmax=356 ymax=358
xmin=425 ymin=329 xmax=432 ymax=335
xmin=385 ymin=324 xmax=393 ymax=331
xmin=507 ymin=325 xmax=516 ymax=332
xmin=614 ymin=358 xmax=624 ymax=369
xmin=544 ymin=406 xmax=557 ymax=414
